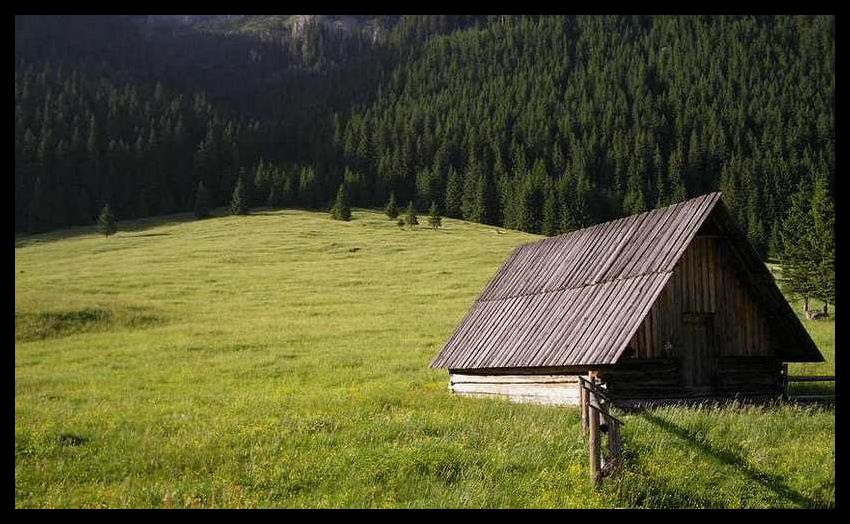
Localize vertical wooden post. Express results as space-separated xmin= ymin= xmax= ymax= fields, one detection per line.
xmin=580 ymin=381 xmax=588 ymax=436
xmin=782 ymin=362 xmax=789 ymax=399
xmin=588 ymin=390 xmax=600 ymax=486
xmin=607 ymin=416 xmax=622 ymax=473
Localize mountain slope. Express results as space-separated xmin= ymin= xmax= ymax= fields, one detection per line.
xmin=15 ymin=15 xmax=835 ymax=261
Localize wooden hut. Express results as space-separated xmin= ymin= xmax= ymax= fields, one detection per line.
xmin=430 ymin=193 xmax=823 ymax=407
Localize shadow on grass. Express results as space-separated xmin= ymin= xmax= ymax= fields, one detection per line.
xmin=638 ymin=410 xmax=821 ymax=508
xmin=15 ymin=211 xmax=202 ymax=247
xmin=126 ymin=232 xmax=172 ymax=238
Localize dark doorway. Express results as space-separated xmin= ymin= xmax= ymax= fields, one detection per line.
xmin=682 ymin=313 xmax=715 ymax=393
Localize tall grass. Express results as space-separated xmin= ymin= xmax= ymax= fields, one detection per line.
xmin=15 ymin=208 xmax=834 ymax=508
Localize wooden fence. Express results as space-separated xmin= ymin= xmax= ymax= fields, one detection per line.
xmin=578 ymin=375 xmax=624 ymax=486
xmin=782 ymin=364 xmax=835 ymax=402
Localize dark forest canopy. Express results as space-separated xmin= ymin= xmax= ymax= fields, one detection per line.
xmin=14 ymin=15 xmax=834 ymax=259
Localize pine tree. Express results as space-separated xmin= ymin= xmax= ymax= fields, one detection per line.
xmin=404 ymin=201 xmax=419 ymax=227
xmin=427 ymin=201 xmax=442 ymax=229
xmin=444 ymin=166 xmax=463 ymax=218
xmin=780 ymin=179 xmax=816 ymax=313
xmin=461 ymin=164 xmax=479 ymax=221
xmin=330 ymin=183 xmax=352 ymax=221
xmin=97 ymin=203 xmax=117 ymax=237
xmin=556 ymin=175 xmax=577 ymax=234
xmin=230 ymin=176 xmax=249 ymax=215
xmin=194 ymin=180 xmax=212 ymax=219
xmin=385 ymin=192 xmax=399 ymax=219
xmin=668 ymin=147 xmax=687 ymax=204
xmin=810 ymin=173 xmax=835 ymax=314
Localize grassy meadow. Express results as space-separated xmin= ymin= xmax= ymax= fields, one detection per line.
xmin=14 ymin=208 xmax=835 ymax=508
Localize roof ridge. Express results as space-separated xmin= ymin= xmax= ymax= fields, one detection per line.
xmin=526 ymin=192 xmax=722 ymax=248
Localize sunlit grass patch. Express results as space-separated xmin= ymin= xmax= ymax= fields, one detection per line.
xmin=15 ymin=208 xmax=834 ymax=508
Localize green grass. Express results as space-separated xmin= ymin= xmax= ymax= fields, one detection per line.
xmin=15 ymin=208 xmax=834 ymax=508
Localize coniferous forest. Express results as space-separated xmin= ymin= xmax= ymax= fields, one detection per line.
xmin=15 ymin=15 xmax=834 ymax=260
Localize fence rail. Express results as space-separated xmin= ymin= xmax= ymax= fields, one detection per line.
xmin=781 ymin=364 xmax=835 ymax=401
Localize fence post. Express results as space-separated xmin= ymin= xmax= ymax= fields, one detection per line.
xmin=782 ymin=362 xmax=789 ymax=399
xmin=588 ymin=388 xmax=600 ymax=486
xmin=607 ymin=415 xmax=622 ymax=473
xmin=580 ymin=380 xmax=588 ymax=436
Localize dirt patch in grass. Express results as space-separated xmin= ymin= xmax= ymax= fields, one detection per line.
xmin=57 ymin=433 xmax=89 ymax=447
xmin=15 ymin=306 xmax=164 ymax=342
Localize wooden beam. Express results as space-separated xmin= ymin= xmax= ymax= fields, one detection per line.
xmin=580 ymin=384 xmax=588 ymax=435
xmin=588 ymin=391 xmax=601 ymax=486
xmin=786 ymin=375 xmax=835 ymax=382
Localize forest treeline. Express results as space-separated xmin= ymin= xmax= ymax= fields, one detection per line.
xmin=14 ymin=15 xmax=834 ymax=260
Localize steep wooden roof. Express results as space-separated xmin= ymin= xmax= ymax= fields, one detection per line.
xmin=430 ymin=192 xmax=822 ymax=370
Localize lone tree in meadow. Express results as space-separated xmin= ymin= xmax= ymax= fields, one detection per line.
xmin=780 ymin=174 xmax=835 ymax=316
xmin=97 ymin=203 xmax=117 ymax=237
xmin=427 ymin=201 xmax=442 ymax=229
xmin=230 ymin=176 xmax=249 ymax=215
xmin=194 ymin=180 xmax=212 ymax=219
xmin=330 ymin=183 xmax=352 ymax=221
xmin=385 ymin=192 xmax=399 ymax=219
xmin=404 ymin=201 xmax=419 ymax=227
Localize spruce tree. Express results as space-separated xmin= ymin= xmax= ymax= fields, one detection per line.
xmin=230 ymin=176 xmax=249 ymax=215
xmin=444 ymin=167 xmax=463 ymax=218
xmin=427 ymin=201 xmax=442 ymax=229
xmin=404 ymin=201 xmax=419 ymax=227
xmin=461 ymin=165 xmax=479 ymax=221
xmin=97 ymin=203 xmax=117 ymax=237
xmin=810 ymin=173 xmax=835 ymax=314
xmin=330 ymin=183 xmax=352 ymax=221
xmin=194 ymin=180 xmax=212 ymax=219
xmin=385 ymin=192 xmax=399 ymax=219
xmin=668 ymin=147 xmax=687 ymax=204
xmin=780 ymin=179 xmax=816 ymax=312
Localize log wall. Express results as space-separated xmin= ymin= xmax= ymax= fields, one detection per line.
xmin=449 ymin=373 xmax=580 ymax=406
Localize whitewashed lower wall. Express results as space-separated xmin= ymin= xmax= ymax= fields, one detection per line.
xmin=449 ymin=373 xmax=581 ymax=406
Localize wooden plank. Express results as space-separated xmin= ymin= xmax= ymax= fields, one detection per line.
xmin=451 ymin=382 xmax=580 ymax=397
xmin=787 ymin=375 xmax=836 ymax=382
xmin=707 ymin=239 xmax=717 ymax=313
xmin=587 ymin=403 xmax=625 ymax=427
xmin=452 ymin=390 xmax=581 ymax=406
xmin=450 ymin=373 xmax=579 ymax=384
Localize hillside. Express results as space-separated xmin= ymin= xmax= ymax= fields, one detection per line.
xmin=14 ymin=209 xmax=834 ymax=508
xmin=15 ymin=15 xmax=834 ymax=263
